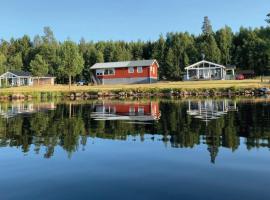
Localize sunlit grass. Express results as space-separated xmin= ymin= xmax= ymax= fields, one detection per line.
xmin=0 ymin=79 xmax=269 ymax=94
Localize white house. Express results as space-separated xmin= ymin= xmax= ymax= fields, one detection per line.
xmin=0 ymin=71 xmax=55 ymax=87
xmin=184 ymin=60 xmax=235 ymax=81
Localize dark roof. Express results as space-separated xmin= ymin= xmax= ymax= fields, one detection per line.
xmin=9 ymin=70 xmax=32 ymax=77
xmin=238 ymin=70 xmax=255 ymax=74
xmin=226 ymin=65 xmax=236 ymax=69
xmin=8 ymin=71 xmax=55 ymax=78
xmin=90 ymin=59 xmax=158 ymax=69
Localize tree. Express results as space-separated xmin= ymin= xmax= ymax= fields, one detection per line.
xmin=202 ymin=16 xmax=213 ymax=35
xmin=82 ymin=47 xmax=104 ymax=82
xmin=197 ymin=34 xmax=221 ymax=63
xmin=266 ymin=13 xmax=270 ymax=24
xmin=152 ymin=35 xmax=166 ymax=78
xmin=165 ymin=48 xmax=181 ymax=80
xmin=42 ymin=26 xmax=56 ymax=44
xmin=33 ymin=35 xmax=43 ymax=47
xmin=59 ymin=41 xmax=84 ymax=89
xmin=216 ymin=26 xmax=233 ymax=64
xmin=7 ymin=53 xmax=23 ymax=71
xmin=233 ymin=28 xmax=270 ymax=75
xmin=30 ymin=54 xmax=49 ymax=85
xmin=0 ymin=53 xmax=7 ymax=74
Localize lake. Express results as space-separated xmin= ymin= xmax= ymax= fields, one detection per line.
xmin=0 ymin=98 xmax=270 ymax=200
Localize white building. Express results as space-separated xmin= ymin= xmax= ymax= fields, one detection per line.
xmin=0 ymin=71 xmax=55 ymax=87
xmin=184 ymin=60 xmax=235 ymax=81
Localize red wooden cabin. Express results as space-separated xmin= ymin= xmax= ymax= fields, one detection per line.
xmin=90 ymin=60 xmax=159 ymax=85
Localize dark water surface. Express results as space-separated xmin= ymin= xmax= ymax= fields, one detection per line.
xmin=0 ymin=98 xmax=270 ymax=200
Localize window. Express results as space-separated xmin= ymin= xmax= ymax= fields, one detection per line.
xmin=137 ymin=66 xmax=143 ymax=73
xmin=96 ymin=70 xmax=103 ymax=76
xmin=104 ymin=69 xmax=115 ymax=75
xmin=129 ymin=107 xmax=135 ymax=115
xmin=138 ymin=107 xmax=144 ymax=115
xmin=152 ymin=66 xmax=155 ymax=74
xmin=128 ymin=67 xmax=134 ymax=73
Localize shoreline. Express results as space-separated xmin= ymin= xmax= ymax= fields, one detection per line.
xmin=0 ymin=80 xmax=269 ymax=100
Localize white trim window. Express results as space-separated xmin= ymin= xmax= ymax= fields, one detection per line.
xmin=138 ymin=107 xmax=144 ymax=115
xmin=104 ymin=68 xmax=115 ymax=75
xmin=137 ymin=66 xmax=143 ymax=73
xmin=129 ymin=106 xmax=135 ymax=115
xmin=96 ymin=69 xmax=104 ymax=76
xmin=128 ymin=67 xmax=134 ymax=73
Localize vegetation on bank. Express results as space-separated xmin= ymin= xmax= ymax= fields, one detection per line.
xmin=0 ymin=80 xmax=268 ymax=99
xmin=0 ymin=15 xmax=270 ymax=84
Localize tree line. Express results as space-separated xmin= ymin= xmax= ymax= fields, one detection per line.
xmin=0 ymin=15 xmax=270 ymax=84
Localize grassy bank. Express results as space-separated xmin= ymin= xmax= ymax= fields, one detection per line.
xmin=0 ymin=79 xmax=269 ymax=98
xmin=0 ymin=80 xmax=269 ymax=92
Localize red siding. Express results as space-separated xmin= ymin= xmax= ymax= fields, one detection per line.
xmin=101 ymin=102 xmax=160 ymax=117
xmin=150 ymin=62 xmax=158 ymax=78
xmin=96 ymin=61 xmax=158 ymax=79
xmin=97 ymin=66 xmax=150 ymax=79
xmin=104 ymin=103 xmax=151 ymax=115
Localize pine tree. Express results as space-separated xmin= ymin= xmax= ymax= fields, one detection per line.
xmin=8 ymin=53 xmax=23 ymax=71
xmin=30 ymin=54 xmax=49 ymax=86
xmin=165 ymin=48 xmax=181 ymax=80
xmin=0 ymin=53 xmax=7 ymax=74
xmin=202 ymin=16 xmax=213 ymax=35
xmin=266 ymin=13 xmax=270 ymax=24
xmin=216 ymin=26 xmax=233 ymax=64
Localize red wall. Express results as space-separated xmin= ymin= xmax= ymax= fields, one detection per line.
xmin=104 ymin=103 xmax=151 ymax=115
xmin=96 ymin=61 xmax=158 ymax=79
xmin=150 ymin=62 xmax=158 ymax=78
xmin=102 ymin=102 xmax=160 ymax=117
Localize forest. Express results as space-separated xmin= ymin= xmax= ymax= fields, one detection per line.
xmin=0 ymin=15 xmax=270 ymax=83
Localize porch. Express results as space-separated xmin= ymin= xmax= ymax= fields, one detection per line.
xmin=184 ymin=60 xmax=235 ymax=81
xmin=0 ymin=72 xmax=32 ymax=87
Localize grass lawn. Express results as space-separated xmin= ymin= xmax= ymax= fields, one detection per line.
xmin=0 ymin=79 xmax=269 ymax=94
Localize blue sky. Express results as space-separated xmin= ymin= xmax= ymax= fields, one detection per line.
xmin=0 ymin=0 xmax=269 ymax=42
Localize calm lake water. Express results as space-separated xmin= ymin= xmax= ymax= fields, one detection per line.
xmin=0 ymin=98 xmax=270 ymax=200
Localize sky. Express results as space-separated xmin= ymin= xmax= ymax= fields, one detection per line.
xmin=0 ymin=0 xmax=269 ymax=42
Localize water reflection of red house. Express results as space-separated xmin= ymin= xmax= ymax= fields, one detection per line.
xmin=92 ymin=101 xmax=161 ymax=121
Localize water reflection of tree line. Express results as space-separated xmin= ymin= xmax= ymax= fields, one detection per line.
xmin=0 ymin=100 xmax=269 ymax=163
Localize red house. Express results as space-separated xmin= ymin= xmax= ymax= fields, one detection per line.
xmin=90 ymin=60 xmax=159 ymax=84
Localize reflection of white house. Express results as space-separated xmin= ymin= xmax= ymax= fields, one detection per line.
xmin=187 ymin=99 xmax=237 ymax=123
xmin=0 ymin=102 xmax=56 ymax=118
xmin=184 ymin=60 xmax=235 ymax=81
xmin=0 ymin=71 xmax=55 ymax=87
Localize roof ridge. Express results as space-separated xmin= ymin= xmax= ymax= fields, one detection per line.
xmin=91 ymin=59 xmax=157 ymax=70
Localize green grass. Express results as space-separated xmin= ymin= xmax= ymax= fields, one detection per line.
xmin=0 ymin=79 xmax=269 ymax=95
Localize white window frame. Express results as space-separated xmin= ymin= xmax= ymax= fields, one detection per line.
xmin=137 ymin=66 xmax=143 ymax=73
xmin=128 ymin=67 xmax=134 ymax=73
xmin=96 ymin=69 xmax=104 ymax=76
xmin=138 ymin=107 xmax=144 ymax=115
xmin=104 ymin=68 xmax=115 ymax=76
xmin=129 ymin=106 xmax=135 ymax=114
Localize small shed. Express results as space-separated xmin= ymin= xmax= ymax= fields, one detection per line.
xmin=32 ymin=76 xmax=55 ymax=86
xmin=237 ymin=70 xmax=255 ymax=79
